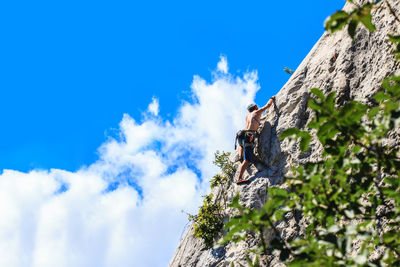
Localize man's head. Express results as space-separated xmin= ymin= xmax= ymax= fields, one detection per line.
xmin=247 ymin=103 xmax=258 ymax=112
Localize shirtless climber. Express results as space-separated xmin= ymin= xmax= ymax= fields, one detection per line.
xmin=236 ymin=96 xmax=276 ymax=184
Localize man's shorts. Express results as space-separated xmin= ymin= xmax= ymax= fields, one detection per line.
xmin=238 ymin=132 xmax=256 ymax=163
xmin=243 ymin=144 xmax=256 ymax=163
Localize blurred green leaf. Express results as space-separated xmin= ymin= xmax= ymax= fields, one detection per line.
xmin=268 ymin=187 xmax=288 ymax=198
xmin=308 ymin=98 xmax=322 ymax=111
xmin=280 ymin=128 xmax=300 ymax=139
xmin=300 ymin=134 xmax=311 ymax=152
xmin=325 ymin=11 xmax=350 ymax=33
xmin=310 ymin=88 xmax=325 ymax=101
xmin=348 ymin=19 xmax=359 ymax=39
xmin=358 ymin=4 xmax=376 ymax=32
xmin=388 ymin=34 xmax=400 ymax=43
xmin=325 ymin=92 xmax=336 ymax=112
xmin=374 ymin=91 xmax=390 ymax=102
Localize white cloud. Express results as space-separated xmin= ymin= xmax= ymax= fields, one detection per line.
xmin=217 ymin=55 xmax=228 ymax=74
xmin=148 ymin=97 xmax=159 ymax=116
xmin=0 ymin=58 xmax=260 ymax=267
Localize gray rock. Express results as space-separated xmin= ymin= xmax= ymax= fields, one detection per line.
xmin=170 ymin=1 xmax=400 ymax=266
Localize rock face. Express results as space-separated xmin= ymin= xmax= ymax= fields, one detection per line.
xmin=170 ymin=2 xmax=400 ymax=266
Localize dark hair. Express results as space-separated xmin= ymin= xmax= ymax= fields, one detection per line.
xmin=247 ymin=103 xmax=258 ymax=112
xmin=249 ymin=106 xmax=257 ymax=112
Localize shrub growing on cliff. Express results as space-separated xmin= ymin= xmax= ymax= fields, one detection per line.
xmin=189 ymin=194 xmax=224 ymax=248
xmin=213 ymin=151 xmax=237 ymax=179
xmin=189 ymin=151 xmax=236 ymax=248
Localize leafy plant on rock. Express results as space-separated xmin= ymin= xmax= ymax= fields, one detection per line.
xmin=189 ymin=193 xmax=224 ymax=248
xmin=189 ymin=151 xmax=236 ymax=248
xmin=213 ymin=150 xmax=237 ymax=179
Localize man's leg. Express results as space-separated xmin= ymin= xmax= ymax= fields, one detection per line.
xmin=237 ymin=141 xmax=254 ymax=183
xmin=237 ymin=145 xmax=243 ymax=161
xmin=237 ymin=160 xmax=250 ymax=181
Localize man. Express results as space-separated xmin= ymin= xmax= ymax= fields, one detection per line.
xmin=236 ymin=95 xmax=276 ymax=184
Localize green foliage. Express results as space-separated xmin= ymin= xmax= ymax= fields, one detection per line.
xmin=246 ymin=255 xmax=260 ymax=267
xmin=325 ymin=0 xmax=400 ymax=61
xmin=213 ymin=150 xmax=236 ymax=178
xmin=189 ymin=194 xmax=224 ymax=248
xmin=222 ymin=189 xmax=293 ymax=257
xmin=210 ymin=151 xmax=236 ymax=189
xmin=325 ymin=3 xmax=375 ymax=39
xmin=280 ymin=126 xmax=311 ymax=153
xmin=388 ymin=34 xmax=400 ymax=60
xmin=189 ymin=151 xmax=236 ymax=247
xmin=223 ymin=77 xmax=400 ymax=265
xmin=210 ymin=174 xmax=230 ymax=189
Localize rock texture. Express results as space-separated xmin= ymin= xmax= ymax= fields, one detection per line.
xmin=170 ymin=1 xmax=400 ymax=266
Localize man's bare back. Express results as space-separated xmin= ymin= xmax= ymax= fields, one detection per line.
xmin=244 ymin=111 xmax=262 ymax=131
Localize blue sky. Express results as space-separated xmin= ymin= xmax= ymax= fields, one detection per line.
xmin=0 ymin=0 xmax=344 ymax=172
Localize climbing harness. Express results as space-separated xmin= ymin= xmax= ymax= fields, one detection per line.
xmin=234 ymin=130 xmax=255 ymax=150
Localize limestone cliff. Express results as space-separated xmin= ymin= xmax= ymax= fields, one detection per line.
xmin=170 ymin=2 xmax=400 ymax=266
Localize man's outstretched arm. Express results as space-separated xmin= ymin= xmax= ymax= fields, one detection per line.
xmin=256 ymin=96 xmax=276 ymax=114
